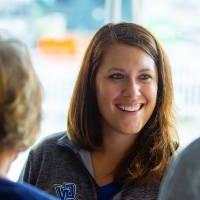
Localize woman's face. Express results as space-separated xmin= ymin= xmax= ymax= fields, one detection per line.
xmin=95 ymin=43 xmax=158 ymax=137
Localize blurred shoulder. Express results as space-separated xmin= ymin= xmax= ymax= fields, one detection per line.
xmin=0 ymin=178 xmax=56 ymax=200
xmin=173 ymin=137 xmax=200 ymax=169
xmin=181 ymin=137 xmax=200 ymax=159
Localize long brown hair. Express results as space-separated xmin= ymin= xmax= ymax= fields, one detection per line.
xmin=67 ymin=22 xmax=178 ymax=185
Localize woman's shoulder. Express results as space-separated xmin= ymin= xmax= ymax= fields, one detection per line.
xmin=39 ymin=131 xmax=68 ymax=145
xmin=30 ymin=131 xmax=73 ymax=155
xmin=33 ymin=131 xmax=67 ymax=147
xmin=0 ymin=178 xmax=56 ymax=200
xmin=178 ymin=137 xmax=200 ymax=164
xmin=184 ymin=137 xmax=200 ymax=154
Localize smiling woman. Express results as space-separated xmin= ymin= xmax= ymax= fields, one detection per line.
xmin=95 ymin=43 xmax=158 ymax=139
xmin=20 ymin=22 xmax=178 ymax=200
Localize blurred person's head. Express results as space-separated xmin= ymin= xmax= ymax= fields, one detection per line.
xmin=68 ymin=22 xmax=177 ymax=184
xmin=0 ymin=36 xmax=42 ymax=176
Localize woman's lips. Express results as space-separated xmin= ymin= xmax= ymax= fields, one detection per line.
xmin=116 ymin=104 xmax=143 ymax=112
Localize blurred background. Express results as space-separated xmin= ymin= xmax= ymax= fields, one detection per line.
xmin=1 ymin=0 xmax=199 ymax=180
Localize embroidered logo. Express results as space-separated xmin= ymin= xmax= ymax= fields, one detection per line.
xmin=54 ymin=183 xmax=76 ymax=200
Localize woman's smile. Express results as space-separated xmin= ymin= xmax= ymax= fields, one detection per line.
xmin=116 ymin=103 xmax=143 ymax=112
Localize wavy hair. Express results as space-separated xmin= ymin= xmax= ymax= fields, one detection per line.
xmin=0 ymin=37 xmax=42 ymax=151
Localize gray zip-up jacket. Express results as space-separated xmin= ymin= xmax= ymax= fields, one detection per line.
xmin=19 ymin=131 xmax=159 ymax=200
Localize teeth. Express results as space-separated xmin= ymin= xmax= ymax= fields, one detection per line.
xmin=118 ymin=104 xmax=141 ymax=112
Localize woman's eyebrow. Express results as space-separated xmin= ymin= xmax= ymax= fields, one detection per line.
xmin=108 ymin=67 xmax=155 ymax=73
xmin=139 ymin=68 xmax=153 ymax=73
xmin=108 ymin=68 xmax=125 ymax=72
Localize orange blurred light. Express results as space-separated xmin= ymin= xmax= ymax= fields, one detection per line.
xmin=38 ymin=37 xmax=77 ymax=55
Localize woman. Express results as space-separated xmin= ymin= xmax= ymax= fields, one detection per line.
xmin=20 ymin=23 xmax=178 ymax=200
xmin=0 ymin=36 xmax=57 ymax=199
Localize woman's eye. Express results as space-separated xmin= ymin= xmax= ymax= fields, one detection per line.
xmin=109 ymin=73 xmax=124 ymax=79
xmin=139 ymin=74 xmax=152 ymax=80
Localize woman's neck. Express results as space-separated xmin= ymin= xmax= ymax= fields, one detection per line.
xmin=101 ymin=126 xmax=138 ymax=157
xmin=0 ymin=149 xmax=18 ymax=178
xmin=91 ymin=128 xmax=138 ymax=186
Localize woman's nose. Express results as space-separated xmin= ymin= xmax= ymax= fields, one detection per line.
xmin=122 ymin=79 xmax=141 ymax=98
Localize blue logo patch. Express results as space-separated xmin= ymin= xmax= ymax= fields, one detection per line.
xmin=54 ymin=183 xmax=76 ymax=200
